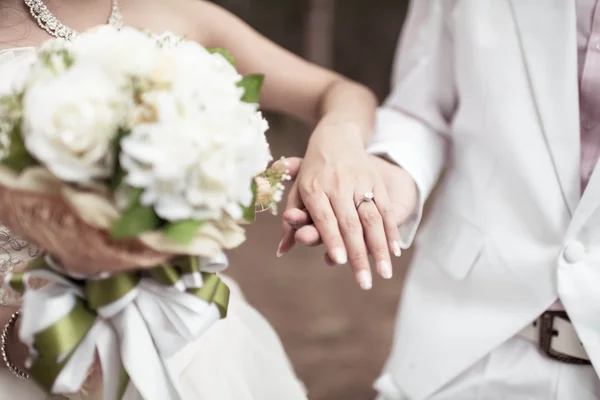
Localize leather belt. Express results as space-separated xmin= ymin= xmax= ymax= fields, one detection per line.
xmin=518 ymin=311 xmax=591 ymax=365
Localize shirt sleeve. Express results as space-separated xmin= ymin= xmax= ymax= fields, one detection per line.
xmin=368 ymin=0 xmax=456 ymax=248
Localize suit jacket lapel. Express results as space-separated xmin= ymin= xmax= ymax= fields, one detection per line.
xmin=508 ymin=0 xmax=580 ymax=215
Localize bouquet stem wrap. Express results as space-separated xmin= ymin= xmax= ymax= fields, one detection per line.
xmin=4 ymin=254 xmax=230 ymax=400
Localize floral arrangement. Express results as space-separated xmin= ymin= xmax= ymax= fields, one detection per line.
xmin=0 ymin=26 xmax=287 ymax=400
xmin=0 ymin=27 xmax=286 ymax=256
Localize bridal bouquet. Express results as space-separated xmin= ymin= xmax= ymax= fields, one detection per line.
xmin=0 ymin=26 xmax=287 ymax=400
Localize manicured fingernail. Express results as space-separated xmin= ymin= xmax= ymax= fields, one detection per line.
xmin=276 ymin=241 xmax=284 ymax=257
xmin=391 ymin=241 xmax=401 ymax=257
xmin=332 ymin=248 xmax=347 ymax=264
xmin=379 ymin=260 xmax=393 ymax=279
xmin=357 ymin=270 xmax=372 ymax=290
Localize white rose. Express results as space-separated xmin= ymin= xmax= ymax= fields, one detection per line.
xmin=22 ymin=63 xmax=127 ymax=184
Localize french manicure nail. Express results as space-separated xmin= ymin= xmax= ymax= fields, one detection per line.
xmin=276 ymin=241 xmax=284 ymax=258
xmin=391 ymin=241 xmax=401 ymax=257
xmin=357 ymin=270 xmax=372 ymax=290
xmin=379 ymin=260 xmax=393 ymax=279
xmin=332 ymin=248 xmax=347 ymax=264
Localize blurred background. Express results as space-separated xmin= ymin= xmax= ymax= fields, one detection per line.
xmin=212 ymin=1 xmax=411 ymax=399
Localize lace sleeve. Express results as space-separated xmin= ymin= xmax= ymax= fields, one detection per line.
xmin=0 ymin=226 xmax=40 ymax=307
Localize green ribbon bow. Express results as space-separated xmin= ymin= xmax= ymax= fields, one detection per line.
xmin=6 ymin=254 xmax=230 ymax=399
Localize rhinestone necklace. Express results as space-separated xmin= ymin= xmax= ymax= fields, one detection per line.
xmin=24 ymin=0 xmax=124 ymax=41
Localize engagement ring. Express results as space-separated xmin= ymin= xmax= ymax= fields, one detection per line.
xmin=356 ymin=192 xmax=375 ymax=209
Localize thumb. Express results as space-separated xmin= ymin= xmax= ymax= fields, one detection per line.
xmin=387 ymin=175 xmax=419 ymax=227
xmin=277 ymin=181 xmax=304 ymax=257
xmin=274 ymin=157 xmax=304 ymax=257
xmin=370 ymin=154 xmax=419 ymax=227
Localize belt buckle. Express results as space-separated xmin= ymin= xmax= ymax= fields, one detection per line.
xmin=538 ymin=311 xmax=591 ymax=365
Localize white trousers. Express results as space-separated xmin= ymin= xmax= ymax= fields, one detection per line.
xmin=376 ymin=336 xmax=600 ymax=400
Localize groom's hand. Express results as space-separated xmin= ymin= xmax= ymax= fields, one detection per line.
xmin=281 ymin=155 xmax=418 ymax=273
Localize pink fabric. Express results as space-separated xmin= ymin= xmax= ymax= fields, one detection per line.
xmin=578 ymin=0 xmax=600 ymax=191
xmin=549 ymin=0 xmax=600 ymax=311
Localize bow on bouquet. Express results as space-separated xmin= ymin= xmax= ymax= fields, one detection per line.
xmin=0 ymin=26 xmax=289 ymax=400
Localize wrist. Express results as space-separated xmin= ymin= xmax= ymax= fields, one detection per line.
xmin=310 ymin=116 xmax=368 ymax=147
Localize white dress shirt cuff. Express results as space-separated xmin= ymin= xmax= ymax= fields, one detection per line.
xmin=367 ymin=109 xmax=446 ymax=248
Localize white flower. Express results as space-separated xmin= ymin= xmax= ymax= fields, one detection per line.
xmin=68 ymin=25 xmax=160 ymax=78
xmin=20 ymin=39 xmax=76 ymax=90
xmin=22 ymin=63 xmax=128 ymax=184
xmin=0 ymin=48 xmax=36 ymax=96
xmin=0 ymin=48 xmax=37 ymax=160
xmin=120 ymin=43 xmax=272 ymax=222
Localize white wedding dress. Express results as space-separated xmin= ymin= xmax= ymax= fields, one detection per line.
xmin=0 ymin=48 xmax=307 ymax=400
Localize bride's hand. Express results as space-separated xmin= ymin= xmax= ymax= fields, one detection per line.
xmin=281 ymin=155 xmax=418 ymax=275
xmin=276 ymin=135 xmax=403 ymax=290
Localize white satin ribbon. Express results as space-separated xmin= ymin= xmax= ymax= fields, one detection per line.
xmin=9 ymin=254 xmax=229 ymax=400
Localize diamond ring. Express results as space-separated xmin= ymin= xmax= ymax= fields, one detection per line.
xmin=356 ymin=192 xmax=375 ymax=209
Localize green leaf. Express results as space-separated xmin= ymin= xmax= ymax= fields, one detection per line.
xmin=107 ymin=128 xmax=129 ymax=190
xmin=206 ymin=48 xmax=236 ymax=67
xmin=241 ymin=179 xmax=258 ymax=223
xmin=110 ymin=206 xmax=161 ymax=239
xmin=0 ymin=95 xmax=37 ymax=172
xmin=237 ymin=74 xmax=264 ymax=104
xmin=126 ymin=187 xmax=144 ymax=208
xmin=163 ymin=219 xmax=205 ymax=244
xmin=110 ymin=188 xmax=161 ymax=239
xmin=3 ymin=121 xmax=36 ymax=172
xmin=109 ymin=168 xmax=126 ymax=191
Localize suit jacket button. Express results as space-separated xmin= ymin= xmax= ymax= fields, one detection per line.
xmin=563 ymin=241 xmax=586 ymax=264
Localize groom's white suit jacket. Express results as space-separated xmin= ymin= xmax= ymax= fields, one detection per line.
xmin=369 ymin=1 xmax=600 ymax=399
